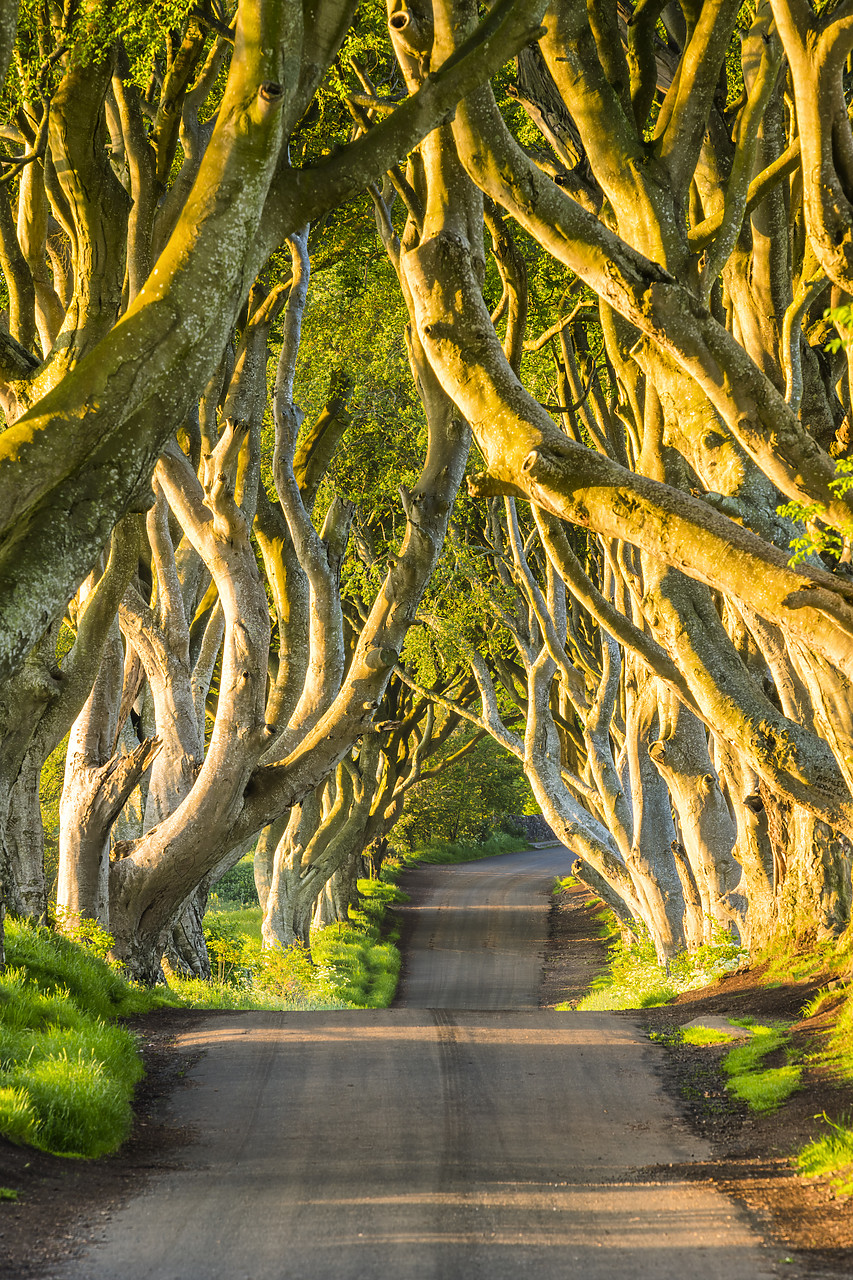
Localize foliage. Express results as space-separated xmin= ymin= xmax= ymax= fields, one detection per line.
xmin=574 ymin=916 xmax=749 ymax=1011
xmin=54 ymin=909 xmax=115 ymax=961
xmin=393 ymin=733 xmax=534 ymax=849
xmin=0 ymin=918 xmax=172 ymax=1157
xmin=210 ymin=855 xmax=259 ymax=908
xmin=183 ymin=896 xmax=402 ymax=1010
xmin=797 ymin=1112 xmax=853 ymax=1197
xmin=5 ymin=917 xmax=171 ymax=1021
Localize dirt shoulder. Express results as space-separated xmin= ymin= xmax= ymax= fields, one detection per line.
xmin=541 ymin=884 xmax=853 ymax=1279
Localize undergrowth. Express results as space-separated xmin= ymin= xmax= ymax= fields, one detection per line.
xmin=0 ymin=917 xmax=174 ymax=1158
xmin=570 ymin=922 xmax=747 ymax=1011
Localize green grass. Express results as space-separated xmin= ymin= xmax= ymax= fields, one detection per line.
xmin=573 ymin=921 xmax=748 ymax=1012
xmin=0 ymin=918 xmax=174 ymax=1158
xmin=797 ymin=1112 xmax=853 ymax=1196
xmin=727 ymin=1065 xmax=802 ymax=1111
xmin=682 ymin=1026 xmax=737 ymax=1046
xmin=721 ymin=1024 xmax=802 ymax=1112
xmin=386 ymin=830 xmax=530 ymax=869
xmin=186 ymin=880 xmax=407 ymax=1011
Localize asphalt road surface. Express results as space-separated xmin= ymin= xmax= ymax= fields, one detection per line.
xmin=53 ymin=848 xmax=778 ymax=1280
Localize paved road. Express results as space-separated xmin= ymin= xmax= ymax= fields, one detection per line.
xmin=394 ymin=845 xmax=572 ymax=1008
xmin=53 ymin=849 xmax=778 ymax=1280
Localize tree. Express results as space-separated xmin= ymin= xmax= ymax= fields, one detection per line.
xmin=7 ymin=0 xmax=853 ymax=976
xmin=0 ymin=1 xmax=547 ymax=978
xmin=387 ymin=0 xmax=853 ymax=952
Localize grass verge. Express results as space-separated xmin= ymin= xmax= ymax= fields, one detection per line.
xmin=797 ymin=1112 xmax=853 ymax=1196
xmin=0 ymin=917 xmax=174 ymax=1158
xmin=571 ymin=920 xmax=748 ymax=1011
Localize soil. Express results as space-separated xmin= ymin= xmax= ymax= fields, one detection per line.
xmin=2 ymin=878 xmax=852 ymax=1278
xmin=541 ymin=881 xmax=853 ymax=1279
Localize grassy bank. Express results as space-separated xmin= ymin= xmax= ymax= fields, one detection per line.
xmin=567 ymin=883 xmax=853 ymax=1194
xmin=0 ymin=917 xmax=173 ymax=1158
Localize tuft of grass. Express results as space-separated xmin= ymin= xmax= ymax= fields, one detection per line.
xmin=723 ymin=1025 xmax=785 ymax=1073
xmin=682 ymin=1026 xmax=736 ymax=1046
xmin=722 ymin=1024 xmax=802 ymax=1112
xmin=797 ymin=1112 xmax=853 ymax=1196
xmin=0 ymin=1087 xmax=37 ymax=1147
xmin=1 ymin=918 xmax=173 ymax=1158
xmin=728 ymin=1065 xmax=802 ymax=1111
xmin=800 ymin=985 xmax=843 ymax=1020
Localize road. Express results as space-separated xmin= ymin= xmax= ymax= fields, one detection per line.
xmin=53 ymin=848 xmax=778 ymax=1280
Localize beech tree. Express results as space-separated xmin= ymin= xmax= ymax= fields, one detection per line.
xmin=7 ymin=0 xmax=853 ymax=977
xmin=0 ymin=0 xmax=545 ymax=977
xmin=387 ymin=0 xmax=853 ymax=950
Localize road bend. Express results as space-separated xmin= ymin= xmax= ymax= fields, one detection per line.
xmin=53 ymin=847 xmax=778 ymax=1280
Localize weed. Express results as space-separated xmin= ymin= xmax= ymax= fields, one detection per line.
xmin=0 ymin=1187 xmax=19 ymax=1201
xmin=190 ymin=833 xmax=524 ymax=1012
xmin=382 ymin=831 xmax=528 ymax=873
xmin=797 ymin=1112 xmax=853 ymax=1196
xmin=649 ymin=1028 xmax=683 ymax=1047
xmin=800 ymin=986 xmax=843 ymax=1020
